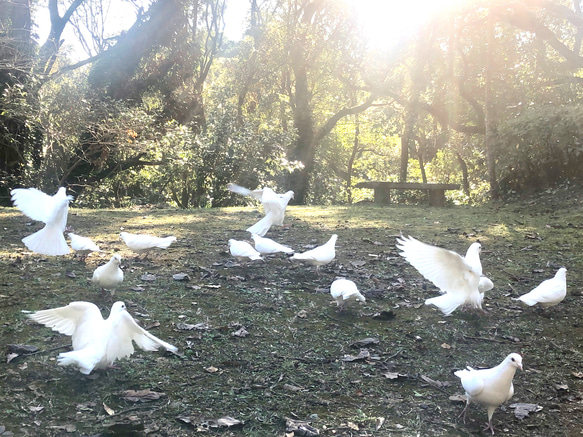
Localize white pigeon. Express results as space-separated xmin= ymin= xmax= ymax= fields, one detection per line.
xmin=92 ymin=254 xmax=124 ymax=291
xmin=455 ymin=353 xmax=523 ymax=435
xmin=120 ymin=232 xmax=177 ymax=254
xmin=28 ymin=301 xmax=178 ymax=375
xmin=396 ymin=236 xmax=483 ymax=316
xmin=330 ymin=278 xmax=366 ymax=310
xmin=514 ymin=267 xmax=567 ymax=307
xmin=251 ymin=234 xmax=294 ymax=255
xmin=291 ymin=234 xmax=338 ymax=273
xmin=227 ymin=183 xmax=294 ymax=236
xmin=11 ymin=187 xmax=73 ymax=256
xmin=229 ymin=239 xmax=263 ymax=262
xmin=68 ymin=232 xmax=101 ymax=258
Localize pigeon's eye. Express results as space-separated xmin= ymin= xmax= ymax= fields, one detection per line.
xmin=511 ymin=357 xmax=515 ymax=362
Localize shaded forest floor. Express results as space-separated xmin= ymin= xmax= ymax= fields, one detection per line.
xmin=1 ymin=187 xmax=583 ymax=436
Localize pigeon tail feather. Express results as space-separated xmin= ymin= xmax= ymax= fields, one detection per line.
xmin=22 ymin=226 xmax=69 ymax=256
xmin=425 ymin=293 xmax=467 ymax=316
xmin=247 ymin=214 xmax=273 ymax=236
xmin=514 ymin=295 xmax=537 ymax=306
xmin=57 ymin=350 xmax=101 ymax=375
xmin=154 ymin=236 xmax=177 ymax=249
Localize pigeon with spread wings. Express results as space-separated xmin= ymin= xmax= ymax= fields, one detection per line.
xmin=396 ymin=236 xmax=483 ymax=316
xmin=28 ymin=301 xmax=177 ymax=375
xmin=11 ymin=187 xmax=73 ymax=256
xmin=227 ymin=183 xmax=294 ymax=236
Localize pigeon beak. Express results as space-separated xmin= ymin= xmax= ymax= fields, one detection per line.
xmin=518 ymin=362 xmax=523 ymax=371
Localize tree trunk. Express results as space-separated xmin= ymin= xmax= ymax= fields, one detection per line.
xmin=346 ymin=115 xmax=360 ymax=204
xmin=288 ymin=61 xmax=315 ymax=204
xmin=418 ymin=148 xmax=427 ymax=184
xmin=456 ymin=152 xmax=471 ymax=196
xmin=485 ymin=5 xmax=499 ymax=197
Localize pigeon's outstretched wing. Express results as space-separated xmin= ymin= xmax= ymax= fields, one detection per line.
xmin=28 ymin=302 xmax=104 ymax=350
xmin=227 ymin=183 xmax=263 ymax=201
xmin=108 ymin=309 xmax=178 ymax=362
xmin=11 ymin=187 xmax=72 ymax=223
xmin=397 ymin=236 xmax=482 ymax=315
xmin=479 ymin=277 xmax=494 ymax=294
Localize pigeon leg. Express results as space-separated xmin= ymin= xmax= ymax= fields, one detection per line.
xmin=483 ymin=421 xmax=495 ymax=435
xmin=457 ymin=400 xmax=470 ymax=423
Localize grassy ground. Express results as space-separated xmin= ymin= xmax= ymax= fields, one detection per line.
xmin=1 ymin=189 xmax=582 ymax=436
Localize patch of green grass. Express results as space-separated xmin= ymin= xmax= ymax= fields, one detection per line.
xmin=0 ymin=195 xmax=582 ymax=435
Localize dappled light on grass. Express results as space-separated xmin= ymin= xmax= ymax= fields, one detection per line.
xmin=0 ymin=192 xmax=582 ymax=435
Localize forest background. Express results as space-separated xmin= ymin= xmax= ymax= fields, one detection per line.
xmin=2 ymin=0 xmax=583 ymax=208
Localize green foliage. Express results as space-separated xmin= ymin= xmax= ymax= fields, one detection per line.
xmin=496 ymin=105 xmax=583 ymax=192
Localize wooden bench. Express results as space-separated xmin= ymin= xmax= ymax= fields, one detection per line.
xmin=354 ymin=182 xmax=460 ymax=207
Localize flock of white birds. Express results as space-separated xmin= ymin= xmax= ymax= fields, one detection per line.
xmin=10 ymin=185 xmax=569 ymax=435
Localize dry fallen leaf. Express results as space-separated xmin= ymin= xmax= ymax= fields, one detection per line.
xmin=103 ymin=402 xmax=115 ymax=416
xmin=341 ymin=349 xmax=370 ymax=362
xmin=510 ymin=403 xmax=543 ymax=419
xmin=173 ymin=273 xmax=190 ymax=281
xmin=383 ymin=372 xmax=405 ymax=380
xmin=122 ymin=389 xmax=166 ymax=403
xmin=449 ymin=394 xmax=467 ymax=403
xmin=232 ymin=327 xmax=249 ymax=337
xmin=205 ymin=366 xmax=220 ymax=373
xmin=347 ymin=421 xmax=359 ymax=430
xmin=140 ymin=274 xmax=156 ymax=281
xmin=376 ymin=417 xmax=385 ymax=430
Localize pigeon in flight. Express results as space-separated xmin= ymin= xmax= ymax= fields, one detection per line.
xmin=11 ymin=187 xmax=73 ymax=256
xmin=455 ymin=353 xmax=523 ymax=435
xmin=68 ymin=232 xmax=102 ymax=259
xmin=92 ymin=254 xmax=124 ymax=292
xmin=514 ymin=267 xmax=567 ymax=308
xmin=396 ymin=236 xmax=483 ymax=316
xmin=330 ymin=278 xmax=366 ymax=311
xmin=227 ymin=183 xmax=294 ymax=236
xmin=120 ymin=232 xmax=177 ymax=255
xmin=28 ymin=301 xmax=177 ymax=375
xmin=229 ymin=239 xmax=263 ymax=262
xmin=291 ymin=234 xmax=337 ymax=273
xmin=251 ymin=234 xmax=293 ymax=255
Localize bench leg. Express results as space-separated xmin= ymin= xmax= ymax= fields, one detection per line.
xmin=429 ymin=190 xmax=446 ymax=207
xmin=374 ymin=187 xmax=390 ymax=205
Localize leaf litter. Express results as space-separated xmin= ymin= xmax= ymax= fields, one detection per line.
xmin=1 ymin=194 xmax=583 ymax=435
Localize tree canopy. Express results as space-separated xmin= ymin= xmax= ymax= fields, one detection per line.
xmin=2 ymin=0 xmax=583 ymax=206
